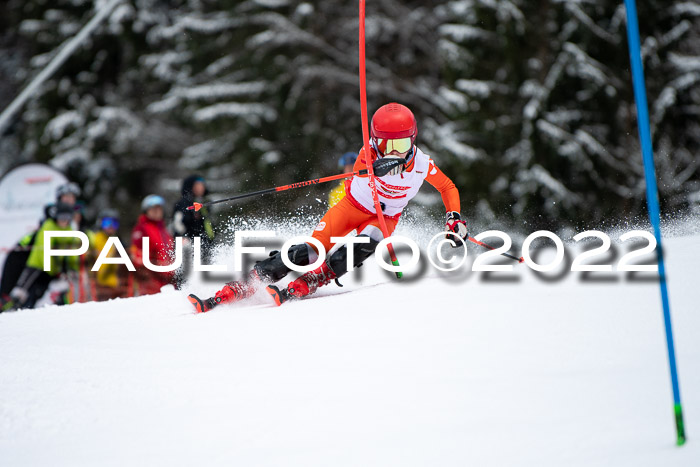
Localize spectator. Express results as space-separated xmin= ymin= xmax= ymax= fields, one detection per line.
xmin=130 ymin=195 xmax=174 ymax=296
xmin=73 ymin=200 xmax=89 ymax=231
xmin=91 ymin=209 xmax=126 ymax=301
xmin=0 ymin=230 xmax=37 ymax=307
xmin=173 ymin=175 xmax=215 ymax=260
xmin=2 ymin=202 xmax=80 ymax=311
xmin=328 ymin=152 xmax=357 ymax=207
xmin=0 ymin=203 xmax=55 ymax=305
xmin=56 ymin=182 xmax=80 ymax=206
xmin=1 ymin=183 xmax=80 ymax=307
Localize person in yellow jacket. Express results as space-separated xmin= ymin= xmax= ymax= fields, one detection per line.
xmin=328 ymin=152 xmax=358 ymax=207
xmin=90 ymin=209 xmax=126 ymax=301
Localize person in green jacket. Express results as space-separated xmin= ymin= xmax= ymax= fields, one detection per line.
xmin=3 ymin=203 xmax=80 ymax=311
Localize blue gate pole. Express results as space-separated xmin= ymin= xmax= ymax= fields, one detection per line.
xmin=623 ymin=0 xmax=685 ymax=446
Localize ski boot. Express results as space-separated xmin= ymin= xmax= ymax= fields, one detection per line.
xmin=266 ymin=262 xmax=336 ymax=306
xmin=188 ymin=273 xmax=260 ymax=313
xmin=190 ymin=245 xmax=316 ymax=312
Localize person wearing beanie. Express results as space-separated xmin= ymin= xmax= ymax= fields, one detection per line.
xmin=55 ymin=182 xmax=81 ymax=207
xmin=173 ymin=175 xmax=215 ymax=259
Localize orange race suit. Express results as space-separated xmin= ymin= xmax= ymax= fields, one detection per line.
xmin=311 ymin=144 xmax=460 ymax=253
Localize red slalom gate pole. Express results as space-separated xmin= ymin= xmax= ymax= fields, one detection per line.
xmin=359 ymin=0 xmax=402 ymax=279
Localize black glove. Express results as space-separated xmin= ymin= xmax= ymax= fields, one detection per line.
xmin=445 ymin=211 xmax=468 ymax=247
xmin=372 ymin=157 xmax=405 ymax=177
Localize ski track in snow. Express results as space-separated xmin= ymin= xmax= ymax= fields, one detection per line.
xmin=1 ymin=221 xmax=699 ymax=466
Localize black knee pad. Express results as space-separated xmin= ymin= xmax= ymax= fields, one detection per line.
xmin=327 ymin=235 xmax=380 ymax=278
xmin=253 ymin=243 xmax=311 ymax=282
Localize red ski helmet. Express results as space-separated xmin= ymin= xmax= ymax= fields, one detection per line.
xmin=371 ymin=103 xmax=417 ymax=140
xmin=370 ymin=103 xmax=417 ymax=157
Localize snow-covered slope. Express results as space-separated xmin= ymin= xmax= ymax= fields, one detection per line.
xmin=1 ymin=222 xmax=699 ymax=466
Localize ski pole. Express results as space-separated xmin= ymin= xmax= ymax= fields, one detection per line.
xmin=468 ymin=236 xmax=524 ymax=263
xmin=187 ymin=161 xmax=403 ymax=212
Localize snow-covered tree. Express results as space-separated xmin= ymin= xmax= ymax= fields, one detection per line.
xmin=434 ymin=0 xmax=700 ymax=229
xmin=0 ymin=0 xmax=698 ymax=229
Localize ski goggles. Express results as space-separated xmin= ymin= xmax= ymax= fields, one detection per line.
xmin=375 ymin=137 xmax=412 ymax=155
xmin=101 ymin=217 xmax=120 ymax=230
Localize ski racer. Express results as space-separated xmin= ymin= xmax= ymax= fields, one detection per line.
xmin=188 ymin=103 xmax=468 ymax=312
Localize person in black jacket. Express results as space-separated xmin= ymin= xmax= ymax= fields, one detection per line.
xmin=1 ymin=183 xmax=81 ymax=309
xmin=173 ymin=175 xmax=215 ymax=263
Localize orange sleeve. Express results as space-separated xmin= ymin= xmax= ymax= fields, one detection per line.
xmin=353 ymin=146 xmax=377 ymax=177
xmin=425 ymin=160 xmax=460 ymax=213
